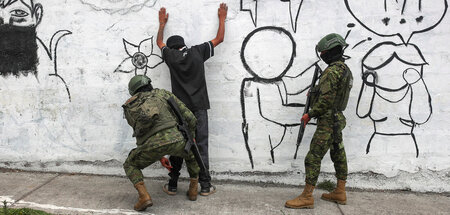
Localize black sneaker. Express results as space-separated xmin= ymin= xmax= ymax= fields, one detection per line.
xmin=162 ymin=183 xmax=177 ymax=195
xmin=200 ymin=184 xmax=216 ymax=196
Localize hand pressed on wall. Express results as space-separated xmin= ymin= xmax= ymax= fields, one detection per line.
xmin=218 ymin=3 xmax=228 ymax=21
xmin=159 ymin=7 xmax=169 ymax=25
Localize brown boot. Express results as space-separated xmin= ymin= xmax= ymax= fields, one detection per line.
xmin=285 ymin=183 xmax=315 ymax=209
xmin=133 ymin=181 xmax=153 ymax=211
xmin=187 ymin=178 xmax=198 ymax=201
xmin=321 ymin=179 xmax=347 ymax=205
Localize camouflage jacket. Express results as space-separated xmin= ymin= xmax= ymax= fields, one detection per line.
xmin=308 ymin=60 xmax=350 ymax=122
xmin=123 ymin=88 xmax=197 ymax=147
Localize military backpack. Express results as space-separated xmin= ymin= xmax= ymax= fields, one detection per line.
xmin=122 ymin=90 xmax=178 ymax=145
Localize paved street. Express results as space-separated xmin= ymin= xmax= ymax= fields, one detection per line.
xmin=1 ymin=169 xmax=449 ymax=215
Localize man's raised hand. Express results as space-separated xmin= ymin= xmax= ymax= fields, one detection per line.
xmin=159 ymin=7 xmax=169 ymax=25
xmin=218 ymin=3 xmax=228 ymax=21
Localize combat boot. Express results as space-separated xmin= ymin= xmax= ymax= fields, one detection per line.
xmin=321 ymin=179 xmax=346 ymax=205
xmin=285 ymin=183 xmax=315 ymax=209
xmin=187 ymin=178 xmax=198 ymax=201
xmin=133 ymin=181 xmax=153 ymax=211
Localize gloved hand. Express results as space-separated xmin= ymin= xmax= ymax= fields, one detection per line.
xmin=301 ymin=113 xmax=311 ymax=128
xmin=160 ymin=157 xmax=172 ymax=172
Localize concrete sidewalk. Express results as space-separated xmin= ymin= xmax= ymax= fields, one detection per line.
xmin=1 ymin=169 xmax=449 ymax=215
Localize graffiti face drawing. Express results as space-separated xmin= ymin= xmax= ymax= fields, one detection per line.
xmin=0 ymin=0 xmax=72 ymax=100
xmin=346 ymin=0 xmax=446 ymax=157
xmin=357 ymin=42 xmax=432 ymax=157
xmin=0 ymin=0 xmax=77 ymax=153
xmin=345 ymin=0 xmax=448 ymax=44
xmin=0 ymin=0 xmax=43 ymax=76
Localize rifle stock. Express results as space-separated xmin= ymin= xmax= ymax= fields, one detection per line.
xmin=294 ymin=65 xmax=321 ymax=159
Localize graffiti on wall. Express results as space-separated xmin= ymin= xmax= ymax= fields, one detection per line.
xmin=240 ymin=26 xmax=322 ymax=168
xmin=346 ymin=0 xmax=447 ymax=157
xmin=240 ymin=0 xmax=303 ymax=32
xmin=79 ymin=0 xmax=158 ymax=15
xmin=114 ymin=36 xmax=164 ymax=75
xmin=0 ymin=0 xmax=72 ymax=101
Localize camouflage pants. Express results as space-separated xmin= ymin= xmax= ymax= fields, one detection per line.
xmin=123 ymin=140 xmax=200 ymax=185
xmin=305 ymin=118 xmax=348 ymax=186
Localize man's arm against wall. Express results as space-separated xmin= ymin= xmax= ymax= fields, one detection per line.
xmin=211 ymin=3 xmax=227 ymax=48
xmin=157 ymin=7 xmax=168 ymax=49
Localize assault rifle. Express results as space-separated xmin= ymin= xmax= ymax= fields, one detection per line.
xmin=167 ymin=97 xmax=210 ymax=177
xmin=293 ymin=65 xmax=322 ymax=159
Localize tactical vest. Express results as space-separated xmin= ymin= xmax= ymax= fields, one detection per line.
xmin=310 ymin=61 xmax=353 ymax=112
xmin=332 ymin=61 xmax=353 ymax=111
xmin=122 ymin=89 xmax=178 ymax=145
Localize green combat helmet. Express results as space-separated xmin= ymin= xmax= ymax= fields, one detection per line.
xmin=128 ymin=75 xmax=151 ymax=96
xmin=316 ymin=33 xmax=347 ymax=52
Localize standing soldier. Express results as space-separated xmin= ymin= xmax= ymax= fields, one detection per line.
xmin=122 ymin=75 xmax=200 ymax=211
xmin=285 ymin=33 xmax=353 ymax=209
xmin=156 ymin=3 xmax=228 ymax=196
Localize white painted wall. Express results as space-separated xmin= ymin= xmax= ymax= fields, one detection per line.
xmin=0 ymin=0 xmax=449 ymax=192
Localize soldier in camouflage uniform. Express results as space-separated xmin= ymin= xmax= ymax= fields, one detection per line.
xmin=285 ymin=33 xmax=353 ymax=209
xmin=122 ymin=75 xmax=200 ymax=211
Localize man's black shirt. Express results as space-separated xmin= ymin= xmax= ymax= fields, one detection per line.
xmin=162 ymin=41 xmax=214 ymax=111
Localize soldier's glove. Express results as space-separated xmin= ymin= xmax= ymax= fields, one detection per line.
xmin=301 ymin=113 xmax=311 ymax=128
xmin=160 ymin=157 xmax=173 ymax=172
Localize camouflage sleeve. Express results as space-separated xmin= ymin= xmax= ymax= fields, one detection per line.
xmin=123 ymin=108 xmax=134 ymax=128
xmin=308 ymin=67 xmax=340 ymax=118
xmin=172 ymin=95 xmax=197 ymax=138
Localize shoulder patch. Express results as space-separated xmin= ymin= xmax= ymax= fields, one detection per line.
xmin=124 ymin=96 xmax=138 ymax=106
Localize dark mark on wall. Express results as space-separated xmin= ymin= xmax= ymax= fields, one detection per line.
xmin=352 ymin=37 xmax=372 ymax=49
xmin=416 ymin=16 xmax=424 ymax=23
xmin=0 ymin=25 xmax=38 ymax=77
xmin=382 ymin=17 xmax=390 ymax=26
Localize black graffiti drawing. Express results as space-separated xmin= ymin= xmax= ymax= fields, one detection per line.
xmin=345 ymin=0 xmax=446 ymax=157
xmin=240 ymin=0 xmax=303 ymax=32
xmin=79 ymin=0 xmax=158 ymax=15
xmin=280 ymin=0 xmax=304 ymax=33
xmin=357 ymin=42 xmax=432 ymax=157
xmin=114 ymin=36 xmax=164 ymax=75
xmin=345 ymin=0 xmax=448 ymax=44
xmin=240 ymin=0 xmax=258 ymax=27
xmin=0 ymin=0 xmax=72 ymax=101
xmin=240 ymin=26 xmax=321 ymax=168
xmin=343 ymin=23 xmax=374 ymax=50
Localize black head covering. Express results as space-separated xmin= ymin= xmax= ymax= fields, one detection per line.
xmin=167 ymin=35 xmax=185 ymax=49
xmin=320 ymin=45 xmax=343 ymax=64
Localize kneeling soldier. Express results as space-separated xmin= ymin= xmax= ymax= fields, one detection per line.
xmin=122 ymin=75 xmax=200 ymax=211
